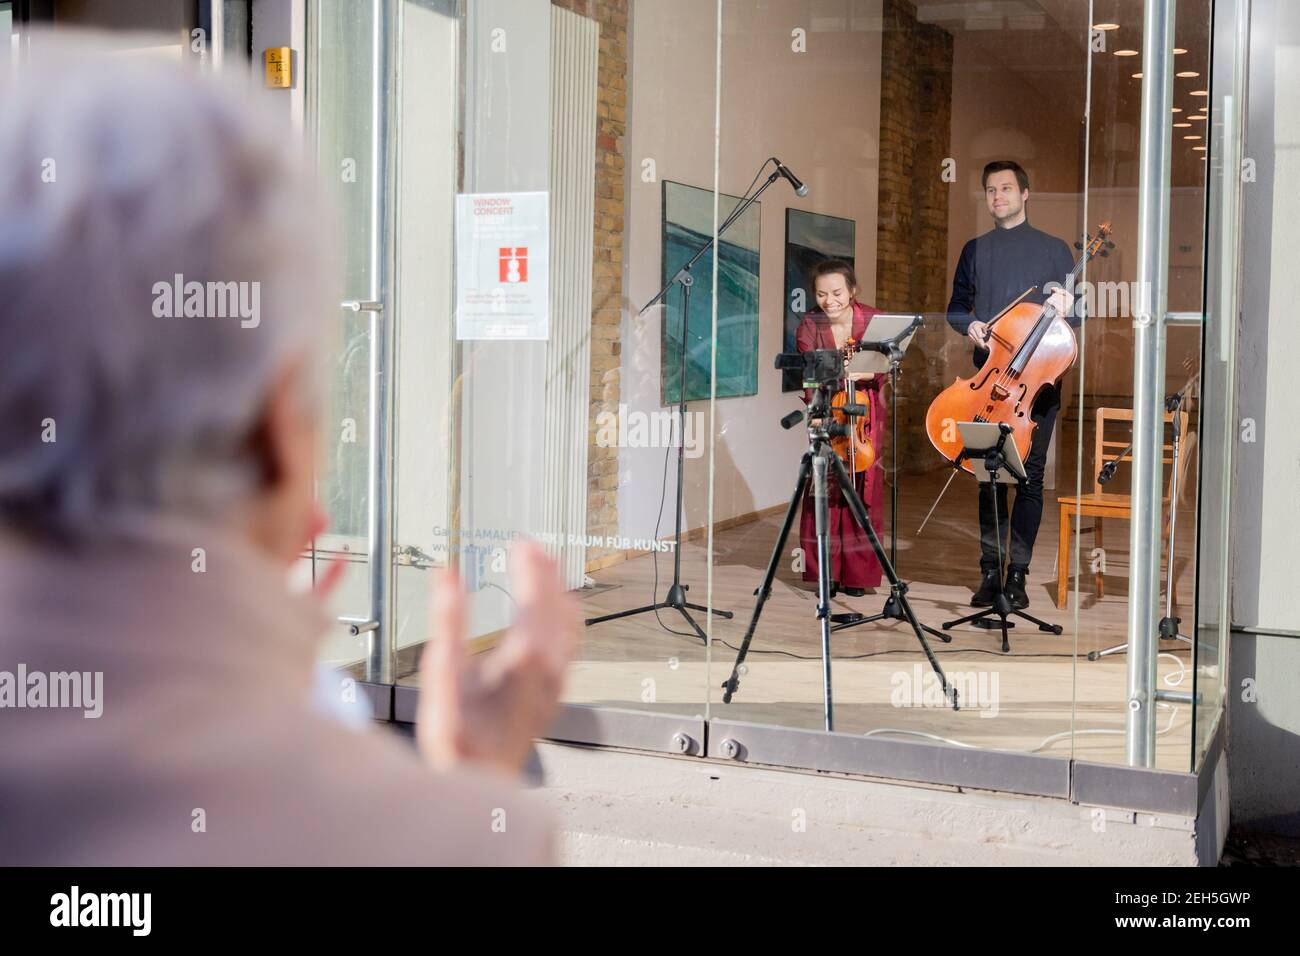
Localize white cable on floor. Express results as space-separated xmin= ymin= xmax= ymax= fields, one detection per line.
xmin=1160 ymin=651 xmax=1187 ymax=686
xmin=864 ymin=704 xmax=1182 ymax=755
xmin=863 ymin=651 xmax=1190 ymax=754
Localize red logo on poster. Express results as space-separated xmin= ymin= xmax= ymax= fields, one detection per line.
xmin=499 ymin=247 xmax=528 ymax=283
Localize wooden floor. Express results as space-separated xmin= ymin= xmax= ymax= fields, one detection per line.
xmin=569 ymin=468 xmax=1205 ymax=772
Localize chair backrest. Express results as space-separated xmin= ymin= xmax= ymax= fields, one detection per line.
xmin=1094 ymin=406 xmax=1191 ymax=496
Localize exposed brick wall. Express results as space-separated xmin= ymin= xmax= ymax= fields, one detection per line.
xmin=874 ymin=0 xmax=953 ymax=475
xmin=551 ymin=0 xmax=628 ymax=569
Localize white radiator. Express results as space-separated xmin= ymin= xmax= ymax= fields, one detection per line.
xmin=544 ymin=6 xmax=599 ymax=588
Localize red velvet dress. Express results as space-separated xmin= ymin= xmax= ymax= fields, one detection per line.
xmin=795 ymin=301 xmax=888 ymax=590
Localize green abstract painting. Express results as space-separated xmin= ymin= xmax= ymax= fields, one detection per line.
xmin=660 ymin=180 xmax=761 ymax=405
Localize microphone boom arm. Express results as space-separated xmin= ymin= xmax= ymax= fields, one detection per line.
xmin=639 ymin=158 xmax=794 ymax=316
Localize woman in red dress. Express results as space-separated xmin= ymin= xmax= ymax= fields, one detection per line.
xmin=794 ymin=259 xmax=888 ymax=595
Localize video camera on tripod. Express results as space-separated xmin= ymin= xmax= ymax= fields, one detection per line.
xmin=772 ymin=350 xmax=868 ymax=440
xmin=775 ymin=347 xmax=842 ymax=388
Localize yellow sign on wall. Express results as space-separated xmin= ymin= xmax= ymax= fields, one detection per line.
xmin=264 ymin=47 xmax=292 ymax=88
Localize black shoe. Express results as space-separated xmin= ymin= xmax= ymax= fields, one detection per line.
xmin=842 ymin=586 xmax=867 ymax=597
xmin=971 ymin=569 xmax=999 ymax=607
xmin=1005 ymin=569 xmax=1029 ymax=609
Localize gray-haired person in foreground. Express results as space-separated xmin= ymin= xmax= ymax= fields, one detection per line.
xmin=0 ymin=34 xmax=579 ymax=865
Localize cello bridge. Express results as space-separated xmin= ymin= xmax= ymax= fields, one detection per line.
xmin=990 ymin=383 xmax=1011 ymax=401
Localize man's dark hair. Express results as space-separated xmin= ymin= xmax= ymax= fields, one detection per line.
xmin=982 ymin=160 xmax=1030 ymax=192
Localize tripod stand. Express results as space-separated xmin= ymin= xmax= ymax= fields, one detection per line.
xmin=941 ymin=422 xmax=1064 ymax=652
xmin=722 ymin=374 xmax=958 ymax=730
xmin=1088 ymin=387 xmax=1194 ymax=660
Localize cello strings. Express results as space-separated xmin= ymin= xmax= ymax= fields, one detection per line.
xmin=992 ymin=233 xmax=1100 ymax=394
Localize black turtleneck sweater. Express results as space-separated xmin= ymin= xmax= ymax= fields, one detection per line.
xmin=945 ymin=219 xmax=1077 ymax=346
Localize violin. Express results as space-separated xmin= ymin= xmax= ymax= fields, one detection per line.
xmin=925 ymin=223 xmax=1113 ymax=474
xmin=830 ymin=336 xmax=876 ymax=475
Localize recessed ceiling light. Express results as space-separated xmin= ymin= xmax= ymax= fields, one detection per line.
xmin=1172 ymin=107 xmax=1183 ymax=113
xmin=1193 ymin=146 xmax=1207 ymax=151
xmin=1174 ymin=122 xmax=1192 ymax=128
xmin=1115 ymin=49 xmax=1140 ymax=56
xmin=1093 ymin=23 xmax=1121 ymax=31
xmin=1173 ymin=47 xmax=1188 ymax=54
xmin=1184 ymin=135 xmax=1202 ymax=140
xmin=1177 ymin=71 xmax=1200 ymax=78
xmin=1190 ymin=114 xmax=1207 ymax=120
xmin=1132 ymin=72 xmax=1143 ymax=79
xmin=1191 ymin=90 xmax=1209 ymax=96
xmin=1199 ymin=105 xmax=1208 ymax=111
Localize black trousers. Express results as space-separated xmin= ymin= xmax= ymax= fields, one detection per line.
xmin=977 ymin=387 xmax=1060 ymax=574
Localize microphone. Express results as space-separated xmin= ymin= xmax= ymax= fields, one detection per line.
xmin=773 ymin=158 xmax=809 ymax=197
xmin=1099 ymin=440 xmax=1134 ymax=485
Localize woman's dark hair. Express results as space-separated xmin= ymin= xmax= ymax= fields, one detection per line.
xmin=808 ymin=258 xmax=858 ymax=293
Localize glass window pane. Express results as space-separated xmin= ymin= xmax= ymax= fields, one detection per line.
xmin=363 ymin=0 xmax=721 ymax=725
xmin=307 ymin=0 xmax=381 ymax=675
xmin=1192 ymin=0 xmax=1246 ymax=770
xmin=1073 ymin=0 xmax=1213 ymax=769
xmin=707 ymin=0 xmax=1092 ymax=754
xmin=571 ymin=0 xmax=718 ymax=720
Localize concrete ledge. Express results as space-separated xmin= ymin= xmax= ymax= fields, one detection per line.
xmin=536 ymin=742 xmax=1204 ymax=866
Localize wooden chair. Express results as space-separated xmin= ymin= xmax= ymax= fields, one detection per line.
xmin=1054 ymin=406 xmax=1191 ymax=609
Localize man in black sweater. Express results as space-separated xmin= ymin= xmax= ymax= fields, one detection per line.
xmin=945 ymin=160 xmax=1077 ymax=609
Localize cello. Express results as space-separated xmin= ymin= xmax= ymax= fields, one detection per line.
xmin=925 ymin=224 xmax=1113 ymax=474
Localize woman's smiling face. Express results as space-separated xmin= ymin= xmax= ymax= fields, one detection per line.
xmin=815 ymin=272 xmax=854 ymax=319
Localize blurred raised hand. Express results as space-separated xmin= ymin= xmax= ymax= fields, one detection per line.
xmin=418 ymin=539 xmax=580 ymax=776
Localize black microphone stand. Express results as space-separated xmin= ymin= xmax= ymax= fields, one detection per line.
xmin=586 ymin=160 xmax=791 ymax=641
xmin=1088 ymin=384 xmax=1195 ymax=660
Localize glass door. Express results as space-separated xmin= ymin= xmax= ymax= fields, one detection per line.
xmin=306 ymin=0 xmax=394 ymax=683
xmin=1191 ymin=0 xmax=1248 ymax=770
xmin=369 ymin=0 xmax=722 ymax=735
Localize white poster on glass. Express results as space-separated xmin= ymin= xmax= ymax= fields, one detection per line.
xmin=454 ymin=191 xmax=549 ymax=341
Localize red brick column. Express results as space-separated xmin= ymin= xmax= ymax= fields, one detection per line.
xmin=875 ymin=0 xmax=953 ymax=475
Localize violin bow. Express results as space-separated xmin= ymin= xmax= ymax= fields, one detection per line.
xmin=982 ymin=285 xmax=1037 ymax=340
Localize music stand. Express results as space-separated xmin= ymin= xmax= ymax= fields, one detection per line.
xmin=941 ymin=422 xmax=1064 ymax=651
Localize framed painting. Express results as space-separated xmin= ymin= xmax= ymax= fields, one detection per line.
xmin=782 ymin=208 xmax=856 ymax=392
xmin=660 ymin=180 xmax=761 ymax=405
